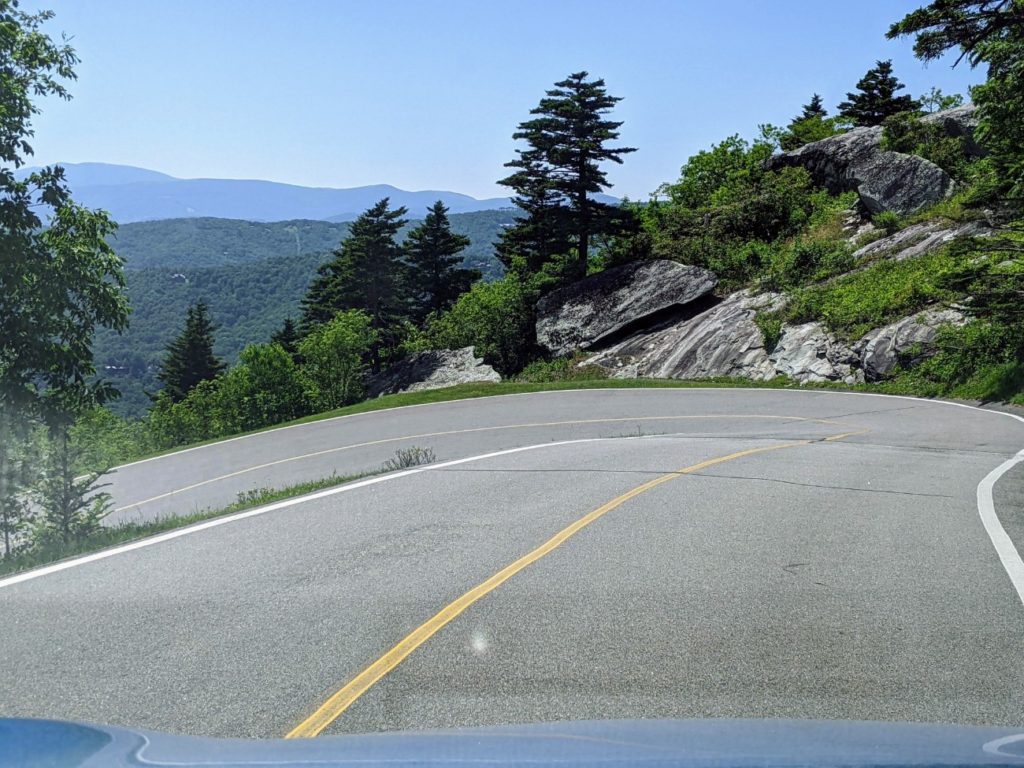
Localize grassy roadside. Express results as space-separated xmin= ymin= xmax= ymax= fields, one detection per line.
xmin=0 ymin=470 xmax=377 ymax=578
xmin=107 ymin=377 xmax=824 ymax=467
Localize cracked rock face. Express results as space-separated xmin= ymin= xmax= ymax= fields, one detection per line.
xmin=535 ymin=260 xmax=718 ymax=356
xmin=770 ymin=323 xmax=863 ymax=385
xmin=852 ymin=219 xmax=991 ymax=262
xmin=769 ymin=123 xmax=954 ymax=216
xmin=855 ymin=309 xmax=966 ymax=381
xmin=584 ymin=290 xmax=785 ymax=380
xmin=367 ymin=347 xmax=500 ymax=398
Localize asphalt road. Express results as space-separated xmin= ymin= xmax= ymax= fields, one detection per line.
xmin=0 ymin=389 xmax=1022 ymax=739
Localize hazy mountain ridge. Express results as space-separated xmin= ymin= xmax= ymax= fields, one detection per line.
xmin=17 ymin=162 xmax=519 ymax=223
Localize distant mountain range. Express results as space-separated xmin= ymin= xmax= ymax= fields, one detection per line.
xmin=15 ymin=162 xmax=522 ymax=223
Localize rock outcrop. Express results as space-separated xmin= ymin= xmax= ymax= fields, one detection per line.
xmin=851 ymin=218 xmax=991 ymax=263
xmin=770 ymin=124 xmax=953 ymax=216
xmin=584 ymin=290 xmax=785 ymax=380
xmin=367 ymin=347 xmax=500 ymax=398
xmin=770 ymin=323 xmax=862 ymax=385
xmin=920 ymin=105 xmax=985 ymax=158
xmin=535 ymin=260 xmax=718 ymax=356
xmin=855 ymin=308 xmax=965 ymax=380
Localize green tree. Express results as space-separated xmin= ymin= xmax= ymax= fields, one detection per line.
xmin=34 ymin=426 xmax=112 ymax=545
xmin=270 ymin=316 xmax=300 ymax=358
xmin=1 ymin=1 xmax=130 ymax=554
xmin=838 ymin=60 xmax=920 ymax=126
xmin=298 ymin=310 xmax=376 ymax=410
xmin=888 ymin=0 xmax=1024 ymax=201
xmin=300 ymin=199 xmax=408 ymax=369
xmin=404 ymin=201 xmax=479 ymax=324
xmin=217 ymin=343 xmax=307 ymax=431
xmin=426 ymin=274 xmax=537 ymax=374
xmin=156 ymin=301 xmax=225 ymax=402
xmin=919 ymin=86 xmax=965 ymax=113
xmin=800 ymin=93 xmax=828 ymax=120
xmin=498 ymin=71 xmax=636 ymax=282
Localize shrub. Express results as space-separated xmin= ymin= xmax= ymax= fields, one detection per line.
xmin=383 ymin=446 xmax=436 ymax=471
xmin=514 ymin=354 xmax=608 ymax=383
xmin=427 ymin=274 xmax=538 ymax=375
xmin=298 ymin=310 xmax=376 ymax=411
xmin=872 ymin=210 xmax=902 ymax=235
xmin=754 ymin=313 xmax=784 ymax=352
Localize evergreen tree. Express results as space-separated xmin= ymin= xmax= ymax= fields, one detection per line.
xmin=299 ymin=198 xmax=408 ymax=369
xmin=838 ymin=60 xmax=920 ymax=126
xmin=800 ymin=93 xmax=828 ymax=120
xmin=405 ymin=201 xmax=479 ymax=324
xmin=498 ymin=71 xmax=636 ymax=282
xmin=888 ymin=1 xmax=1024 ymax=200
xmin=157 ymin=301 xmax=225 ymax=402
xmin=495 ymin=155 xmax=574 ymax=275
xmin=270 ymin=316 xmax=300 ymax=358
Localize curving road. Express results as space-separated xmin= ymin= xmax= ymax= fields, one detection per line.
xmin=0 ymin=389 xmax=1022 ymax=739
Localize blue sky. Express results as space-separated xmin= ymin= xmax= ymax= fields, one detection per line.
xmin=27 ymin=0 xmax=984 ymax=200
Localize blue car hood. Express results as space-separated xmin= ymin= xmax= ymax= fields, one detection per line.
xmin=2 ymin=717 xmax=1023 ymax=767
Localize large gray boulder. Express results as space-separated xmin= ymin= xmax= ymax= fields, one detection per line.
xmin=535 ymin=260 xmax=718 ymax=356
xmin=584 ymin=290 xmax=785 ymax=380
xmin=770 ymin=125 xmax=952 ymax=216
xmin=770 ymin=323 xmax=863 ymax=385
xmin=920 ymin=105 xmax=985 ymax=158
xmin=367 ymin=347 xmax=500 ymax=398
xmin=855 ymin=309 xmax=965 ymax=381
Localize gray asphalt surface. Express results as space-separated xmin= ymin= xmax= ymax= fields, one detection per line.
xmin=1 ymin=389 xmax=1022 ymax=739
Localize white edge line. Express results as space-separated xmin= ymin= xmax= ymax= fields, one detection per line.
xmin=976 ymin=449 xmax=1024 ymax=608
xmin=0 ymin=438 xmax=606 ymax=590
xmin=108 ymin=386 xmax=1024 ymax=473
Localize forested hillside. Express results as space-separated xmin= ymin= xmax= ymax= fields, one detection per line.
xmin=95 ymin=251 xmax=328 ymax=416
xmin=97 ymin=208 xmax=516 ymax=415
xmin=112 ymin=209 xmax=513 ymax=276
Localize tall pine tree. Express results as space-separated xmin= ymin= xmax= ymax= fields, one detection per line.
xmin=498 ymin=71 xmax=636 ymax=282
xmin=838 ymin=60 xmax=920 ymax=126
xmin=270 ymin=316 xmax=300 ymax=358
xmin=404 ymin=201 xmax=479 ymax=324
xmin=156 ymin=301 xmax=225 ymax=402
xmin=799 ymin=93 xmax=828 ymax=120
xmin=300 ymin=198 xmax=408 ymax=369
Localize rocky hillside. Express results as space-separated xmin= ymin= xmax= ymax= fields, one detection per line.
xmin=524 ymin=106 xmax=1012 ymax=396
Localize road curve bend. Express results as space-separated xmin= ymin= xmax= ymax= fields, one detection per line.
xmin=0 ymin=389 xmax=1022 ymax=738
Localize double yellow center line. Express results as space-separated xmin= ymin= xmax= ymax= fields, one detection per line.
xmin=286 ymin=434 xmax=860 ymax=738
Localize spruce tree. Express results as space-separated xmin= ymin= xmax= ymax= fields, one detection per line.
xmin=270 ymin=316 xmax=300 ymax=358
xmin=498 ymin=71 xmax=636 ymax=282
xmin=838 ymin=60 xmax=920 ymax=126
xmin=300 ymin=198 xmax=408 ymax=369
xmin=404 ymin=201 xmax=479 ymax=324
xmin=800 ymin=93 xmax=828 ymax=120
xmin=156 ymin=301 xmax=225 ymax=402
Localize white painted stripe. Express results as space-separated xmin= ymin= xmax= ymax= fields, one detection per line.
xmin=0 ymin=438 xmax=610 ymax=590
xmin=976 ymin=449 xmax=1024 ymax=608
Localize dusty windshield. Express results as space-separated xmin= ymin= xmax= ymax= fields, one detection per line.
xmin=1 ymin=0 xmax=1023 ymax=756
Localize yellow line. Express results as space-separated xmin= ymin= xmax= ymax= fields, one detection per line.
xmin=115 ymin=414 xmax=845 ymax=513
xmin=285 ymin=438 xmax=818 ymax=738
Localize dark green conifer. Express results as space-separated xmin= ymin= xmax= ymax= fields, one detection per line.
xmin=156 ymin=301 xmax=225 ymax=402
xmin=404 ymin=201 xmax=479 ymax=324
xmin=498 ymin=71 xmax=635 ymax=282
xmin=838 ymin=60 xmax=920 ymax=126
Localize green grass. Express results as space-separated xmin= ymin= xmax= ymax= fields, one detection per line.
xmin=0 ymin=470 xmax=374 ymax=577
xmin=785 ymin=245 xmax=973 ymax=339
xmin=110 ymin=376 xmax=835 ymax=467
